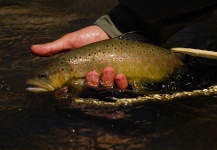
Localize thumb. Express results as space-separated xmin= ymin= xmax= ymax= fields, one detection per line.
xmin=31 ymin=25 xmax=109 ymax=56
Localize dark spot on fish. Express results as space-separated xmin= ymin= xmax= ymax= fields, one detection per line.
xmin=88 ymin=54 xmax=91 ymax=56
xmin=74 ymin=56 xmax=77 ymax=59
xmin=149 ymin=49 xmax=154 ymax=53
xmin=62 ymin=57 xmax=66 ymax=60
xmin=49 ymin=64 xmax=53 ymax=68
xmin=61 ymin=68 xmax=64 ymax=71
xmin=120 ymin=42 xmax=122 ymax=45
xmin=68 ymin=59 xmax=71 ymax=62
xmin=99 ymin=50 xmax=101 ymax=52
xmin=106 ymin=45 xmax=109 ymax=48
xmin=60 ymin=62 xmax=64 ymax=64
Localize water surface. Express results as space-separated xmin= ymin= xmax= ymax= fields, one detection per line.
xmin=1 ymin=1 xmax=217 ymax=149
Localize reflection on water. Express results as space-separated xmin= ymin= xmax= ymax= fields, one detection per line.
xmin=1 ymin=0 xmax=217 ymax=149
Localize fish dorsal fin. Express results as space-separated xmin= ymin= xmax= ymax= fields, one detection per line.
xmin=115 ymin=31 xmax=153 ymax=43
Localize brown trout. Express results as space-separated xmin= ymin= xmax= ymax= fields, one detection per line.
xmin=26 ymin=37 xmax=184 ymax=92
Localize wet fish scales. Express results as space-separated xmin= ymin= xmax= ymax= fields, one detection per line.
xmin=26 ymin=38 xmax=184 ymax=92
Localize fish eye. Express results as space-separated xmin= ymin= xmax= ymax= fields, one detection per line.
xmin=38 ymin=72 xmax=48 ymax=79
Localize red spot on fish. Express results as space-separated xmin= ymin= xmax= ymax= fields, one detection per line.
xmin=144 ymin=66 xmax=148 ymax=70
xmin=119 ymin=57 xmax=123 ymax=62
xmin=93 ymin=66 xmax=97 ymax=71
xmin=74 ymin=64 xmax=78 ymax=68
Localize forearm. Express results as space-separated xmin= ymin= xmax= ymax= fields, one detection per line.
xmin=94 ymin=4 xmax=154 ymax=40
xmin=94 ymin=0 xmax=217 ymax=45
xmin=94 ymin=15 xmax=122 ymax=38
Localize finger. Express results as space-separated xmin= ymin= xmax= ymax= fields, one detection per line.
xmin=31 ymin=33 xmax=75 ymax=56
xmin=101 ymin=66 xmax=115 ymax=87
xmin=115 ymin=74 xmax=128 ymax=90
xmin=86 ymin=71 xmax=99 ymax=88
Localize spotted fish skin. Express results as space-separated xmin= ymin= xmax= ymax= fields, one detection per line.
xmin=26 ymin=37 xmax=184 ymax=92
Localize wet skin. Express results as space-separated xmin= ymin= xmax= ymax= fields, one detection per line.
xmin=31 ymin=25 xmax=128 ymax=90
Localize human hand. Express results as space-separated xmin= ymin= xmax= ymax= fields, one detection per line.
xmin=31 ymin=25 xmax=110 ymax=56
xmin=31 ymin=25 xmax=128 ymax=90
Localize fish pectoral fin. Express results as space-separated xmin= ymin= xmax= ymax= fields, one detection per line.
xmin=128 ymin=79 xmax=146 ymax=92
xmin=55 ymin=84 xmax=84 ymax=99
xmin=54 ymin=86 xmax=69 ymax=99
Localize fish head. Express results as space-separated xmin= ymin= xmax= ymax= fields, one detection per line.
xmin=26 ymin=62 xmax=74 ymax=92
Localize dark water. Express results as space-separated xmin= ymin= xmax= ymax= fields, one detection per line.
xmin=1 ymin=0 xmax=217 ymax=149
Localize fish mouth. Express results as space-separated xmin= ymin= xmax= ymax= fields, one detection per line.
xmin=26 ymin=79 xmax=55 ymax=92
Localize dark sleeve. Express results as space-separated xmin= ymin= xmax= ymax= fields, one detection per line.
xmin=94 ymin=0 xmax=217 ymax=45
